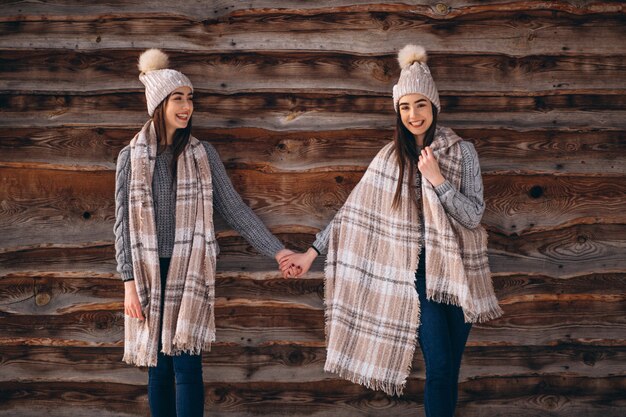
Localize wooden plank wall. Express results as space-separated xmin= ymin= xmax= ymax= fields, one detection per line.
xmin=1 ymin=1 xmax=625 ymax=416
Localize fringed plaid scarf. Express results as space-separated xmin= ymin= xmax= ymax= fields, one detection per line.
xmin=123 ymin=121 xmax=218 ymax=367
xmin=324 ymin=126 xmax=503 ymax=396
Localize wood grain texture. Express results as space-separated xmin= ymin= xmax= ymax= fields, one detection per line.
xmin=1 ymin=297 xmax=623 ymax=347
xmin=2 ymin=10 xmax=626 ymax=56
xmin=0 ymin=376 xmax=624 ymax=417
xmin=5 ymin=92 xmax=626 ymax=114
xmin=2 ymin=1 xmax=624 ymax=22
xmin=1 ymin=344 xmax=623 ymax=385
xmin=1 ymin=127 xmax=624 ymax=176
xmin=2 ymin=92 xmax=626 ymax=132
xmin=3 ymin=273 xmax=624 ymax=316
xmin=1 ymin=225 xmax=625 ymax=280
xmin=3 ymin=50 xmax=626 ymax=94
xmin=1 ymin=165 xmax=624 ymax=251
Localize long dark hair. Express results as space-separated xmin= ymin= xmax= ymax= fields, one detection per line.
xmin=392 ymin=103 xmax=438 ymax=209
xmin=152 ymin=94 xmax=193 ymax=178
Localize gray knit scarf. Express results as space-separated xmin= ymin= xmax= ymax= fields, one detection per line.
xmin=123 ymin=121 xmax=217 ymax=367
xmin=324 ymin=126 xmax=503 ymax=395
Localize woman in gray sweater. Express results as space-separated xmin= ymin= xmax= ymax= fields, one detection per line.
xmin=115 ymin=49 xmax=293 ymax=417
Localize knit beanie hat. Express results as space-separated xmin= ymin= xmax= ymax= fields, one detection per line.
xmin=138 ymin=49 xmax=193 ymax=117
xmin=392 ymin=45 xmax=440 ymax=113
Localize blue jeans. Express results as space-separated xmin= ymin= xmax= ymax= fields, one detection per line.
xmin=147 ymin=257 xmax=204 ymax=417
xmin=415 ymin=249 xmax=472 ymax=417
xmin=148 ymin=351 xmax=204 ymax=417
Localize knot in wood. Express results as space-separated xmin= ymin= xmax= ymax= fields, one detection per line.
xmin=528 ymin=185 xmax=543 ymax=199
xmin=435 ymin=3 xmax=450 ymax=15
xmin=35 ymin=292 xmax=51 ymax=306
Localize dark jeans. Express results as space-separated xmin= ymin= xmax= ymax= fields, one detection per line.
xmin=415 ymin=249 xmax=472 ymax=417
xmin=148 ymin=257 xmax=204 ymax=417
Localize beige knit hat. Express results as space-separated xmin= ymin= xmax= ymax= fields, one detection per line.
xmin=392 ymin=45 xmax=440 ymax=113
xmin=138 ymin=49 xmax=193 ymax=117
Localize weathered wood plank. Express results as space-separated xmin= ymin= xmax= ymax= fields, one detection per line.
xmin=1 ymin=224 xmax=625 ymax=280
xmin=488 ymin=224 xmax=626 ymax=278
xmin=0 ymin=297 xmax=623 ymax=347
xmin=1 ymin=127 xmax=624 ymax=176
xmin=5 ymin=92 xmax=626 ymax=115
xmin=0 ymin=236 xmax=318 ymax=280
xmin=2 ymin=1 xmax=623 ymax=22
xmin=2 ymin=50 xmax=626 ymax=94
xmin=464 ymin=129 xmax=626 ymax=176
xmin=2 ymin=274 xmax=624 ymax=316
xmin=483 ymin=174 xmax=626 ymax=234
xmin=2 ymin=92 xmax=626 ymax=132
xmin=0 ymin=345 xmax=623 ymax=384
xmin=0 ymin=276 xmax=324 ymax=315
xmin=1 ymin=166 xmax=624 ymax=250
xmin=0 ymin=376 xmax=624 ymax=417
xmin=2 ymin=11 xmax=626 ymax=56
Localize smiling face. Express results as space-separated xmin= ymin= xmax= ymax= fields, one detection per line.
xmin=398 ymin=93 xmax=433 ymax=145
xmin=164 ymin=86 xmax=193 ymax=133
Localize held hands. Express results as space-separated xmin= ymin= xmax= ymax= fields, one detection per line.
xmin=275 ymin=248 xmax=301 ymax=279
xmin=417 ymin=146 xmax=445 ymax=187
xmin=276 ymin=248 xmax=318 ymax=278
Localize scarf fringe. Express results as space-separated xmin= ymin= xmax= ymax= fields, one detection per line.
xmin=427 ymin=289 xmax=503 ymax=323
xmin=122 ymin=351 xmax=156 ymax=368
xmin=324 ymin=362 xmax=408 ymax=397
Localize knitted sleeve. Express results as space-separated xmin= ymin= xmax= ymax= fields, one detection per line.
xmin=434 ymin=141 xmax=486 ymax=229
xmin=311 ymin=222 xmax=332 ymax=256
xmin=114 ymin=146 xmax=135 ymax=281
xmin=202 ymin=141 xmax=285 ymax=258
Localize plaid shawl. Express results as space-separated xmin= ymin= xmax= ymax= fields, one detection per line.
xmin=324 ymin=126 xmax=502 ymax=396
xmin=123 ymin=121 xmax=217 ymax=367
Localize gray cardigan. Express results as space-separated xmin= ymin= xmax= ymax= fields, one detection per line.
xmin=312 ymin=140 xmax=486 ymax=254
xmin=114 ymin=141 xmax=284 ymax=281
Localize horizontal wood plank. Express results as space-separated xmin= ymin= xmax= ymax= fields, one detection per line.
xmin=2 ymin=50 xmax=626 ymax=94
xmin=1 ymin=166 xmax=624 ymax=251
xmin=0 ymin=297 xmax=623 ymax=347
xmin=2 ymin=1 xmax=624 ymax=22
xmin=1 ymin=127 xmax=624 ymax=176
xmin=1 ymin=223 xmax=625 ymax=279
xmin=2 ymin=274 xmax=624 ymax=315
xmin=2 ymin=11 xmax=626 ymax=56
xmin=0 ymin=376 xmax=624 ymax=417
xmin=0 ymin=344 xmax=623 ymax=384
xmin=2 ymin=92 xmax=626 ymax=132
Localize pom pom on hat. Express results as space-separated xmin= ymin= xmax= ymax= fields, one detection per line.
xmin=397 ymin=44 xmax=427 ymax=70
xmin=138 ymin=48 xmax=169 ymax=74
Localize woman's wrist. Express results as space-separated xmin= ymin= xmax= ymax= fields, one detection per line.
xmin=306 ymin=247 xmax=319 ymax=259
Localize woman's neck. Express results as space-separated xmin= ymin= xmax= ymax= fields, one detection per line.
xmin=415 ymin=134 xmax=425 ymax=148
xmin=164 ymin=126 xmax=175 ymax=146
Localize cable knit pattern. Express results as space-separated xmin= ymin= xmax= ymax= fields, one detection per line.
xmin=433 ymin=141 xmax=485 ymax=229
xmin=114 ymin=141 xmax=284 ymax=281
xmin=313 ymin=139 xmax=485 ymax=254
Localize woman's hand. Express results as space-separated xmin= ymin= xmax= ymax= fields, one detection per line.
xmin=279 ymin=248 xmax=318 ymax=278
xmin=418 ymin=146 xmax=446 ymax=187
xmin=124 ymin=281 xmax=145 ymax=320
xmin=275 ymin=249 xmax=300 ymax=278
